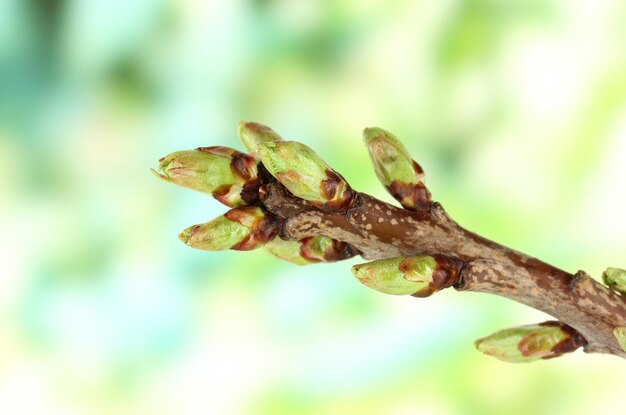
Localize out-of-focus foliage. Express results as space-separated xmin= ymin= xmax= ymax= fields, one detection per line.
xmin=1 ymin=1 xmax=625 ymax=414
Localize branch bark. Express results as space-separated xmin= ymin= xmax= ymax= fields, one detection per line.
xmin=260 ymin=181 xmax=626 ymax=358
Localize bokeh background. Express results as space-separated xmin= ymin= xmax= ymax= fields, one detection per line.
xmin=2 ymin=0 xmax=626 ymax=414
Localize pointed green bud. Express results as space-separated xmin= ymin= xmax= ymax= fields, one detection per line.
xmin=264 ymin=236 xmax=360 ymax=265
xmin=351 ymin=255 xmax=462 ymax=296
xmin=602 ymin=267 xmax=626 ymax=295
xmin=238 ymin=121 xmax=283 ymax=155
xmin=256 ymin=140 xmax=353 ymax=210
xmin=179 ymin=216 xmax=249 ymax=251
xmin=179 ymin=206 xmax=280 ymax=251
xmin=474 ymin=321 xmax=586 ymax=363
xmin=154 ymin=146 xmax=261 ymax=207
xmin=363 ymin=127 xmax=431 ymax=211
xmin=613 ymin=327 xmax=626 ymax=352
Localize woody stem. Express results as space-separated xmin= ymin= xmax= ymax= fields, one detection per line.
xmin=260 ymin=181 xmax=626 ymax=358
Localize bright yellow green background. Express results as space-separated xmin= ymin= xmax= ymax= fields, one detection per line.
xmin=2 ymin=1 xmax=626 ymax=414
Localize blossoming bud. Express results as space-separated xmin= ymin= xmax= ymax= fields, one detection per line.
xmin=265 ymin=236 xmax=360 ymax=265
xmin=474 ymin=321 xmax=586 ymax=363
xmin=153 ymin=146 xmax=260 ymax=207
xmin=363 ymin=127 xmax=431 ymax=211
xmin=256 ymin=140 xmax=353 ymax=211
xmin=351 ymin=255 xmax=462 ymax=296
xmin=602 ymin=267 xmax=626 ymax=295
xmin=179 ymin=206 xmax=280 ymax=251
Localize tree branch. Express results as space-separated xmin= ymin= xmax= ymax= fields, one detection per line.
xmin=156 ymin=122 xmax=626 ymax=361
xmin=260 ymin=177 xmax=626 ymax=358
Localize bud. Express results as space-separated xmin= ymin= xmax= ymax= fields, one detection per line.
xmin=238 ymin=121 xmax=283 ymax=155
xmin=602 ymin=267 xmax=626 ymax=295
xmin=300 ymin=236 xmax=360 ymax=262
xmin=613 ymin=327 xmax=626 ymax=352
xmin=264 ymin=238 xmax=312 ymax=265
xmin=351 ymin=255 xmax=462 ymax=296
xmin=153 ymin=146 xmax=260 ymax=207
xmin=363 ymin=127 xmax=431 ymax=211
xmin=474 ymin=321 xmax=586 ymax=363
xmin=179 ymin=206 xmax=280 ymax=251
xmin=256 ymin=140 xmax=353 ymax=210
xmin=265 ymin=236 xmax=360 ymax=265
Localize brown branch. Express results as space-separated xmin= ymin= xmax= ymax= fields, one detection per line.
xmin=156 ymin=123 xmax=626 ymax=361
xmin=260 ymin=180 xmax=626 ymax=358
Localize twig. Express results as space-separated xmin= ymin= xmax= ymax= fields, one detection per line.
xmin=154 ymin=122 xmax=626 ymax=362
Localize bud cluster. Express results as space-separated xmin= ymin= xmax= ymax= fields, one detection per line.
xmin=239 ymin=122 xmax=354 ymax=211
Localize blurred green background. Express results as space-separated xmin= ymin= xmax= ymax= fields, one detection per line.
xmin=2 ymin=0 xmax=626 ymax=414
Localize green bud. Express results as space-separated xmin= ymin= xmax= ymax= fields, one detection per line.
xmin=265 ymin=236 xmax=360 ymax=265
xmin=363 ymin=127 xmax=430 ymax=211
xmin=179 ymin=206 xmax=280 ymax=251
xmin=602 ymin=267 xmax=626 ymax=295
xmin=256 ymin=140 xmax=353 ymax=210
xmin=363 ymin=127 xmax=419 ymax=187
xmin=613 ymin=327 xmax=626 ymax=352
xmin=154 ymin=146 xmax=260 ymax=207
xmin=238 ymin=121 xmax=283 ymax=155
xmin=179 ymin=216 xmax=249 ymax=251
xmin=474 ymin=321 xmax=585 ymax=363
xmin=264 ymin=238 xmax=312 ymax=266
xmin=300 ymin=236 xmax=336 ymax=262
xmin=351 ymin=255 xmax=461 ymax=296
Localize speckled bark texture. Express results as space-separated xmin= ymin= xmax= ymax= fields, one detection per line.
xmin=261 ymin=181 xmax=626 ymax=358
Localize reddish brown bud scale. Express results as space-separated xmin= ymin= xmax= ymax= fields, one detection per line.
xmin=225 ymin=206 xmax=282 ymax=251
xmin=410 ymin=255 xmax=464 ymax=297
xmin=411 ymin=160 xmax=424 ymax=175
xmin=319 ymin=169 xmax=354 ymax=212
xmin=323 ymin=240 xmax=361 ymax=262
xmin=264 ymin=236 xmax=359 ymax=265
xmin=388 ymin=180 xmax=431 ymax=212
xmin=299 ymin=237 xmax=361 ymax=263
xmin=534 ymin=321 xmax=587 ymax=358
xmin=230 ymin=154 xmax=258 ymax=181
xmin=199 ymin=146 xmax=263 ymax=206
xmin=212 ymin=184 xmax=238 ymax=206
